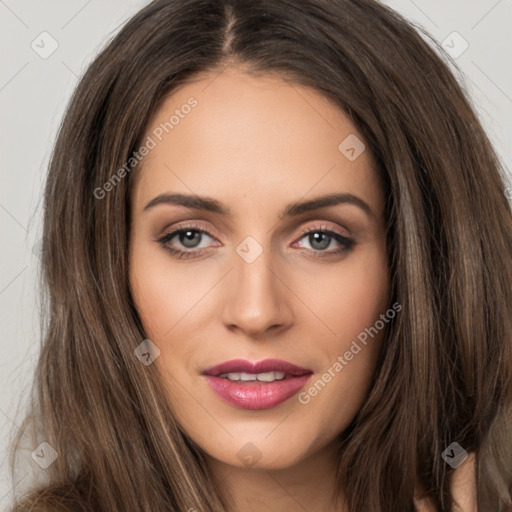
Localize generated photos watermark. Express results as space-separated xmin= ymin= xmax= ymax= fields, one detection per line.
xmin=441 ymin=442 xmax=468 ymax=469
xmin=94 ymin=97 xmax=198 ymax=200
xmin=298 ymin=301 xmax=402 ymax=405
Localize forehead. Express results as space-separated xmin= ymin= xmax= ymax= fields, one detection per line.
xmin=132 ymin=68 xmax=382 ymax=215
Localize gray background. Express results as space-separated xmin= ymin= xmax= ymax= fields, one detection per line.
xmin=1 ymin=0 xmax=511 ymax=507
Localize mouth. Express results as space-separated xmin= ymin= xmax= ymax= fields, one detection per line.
xmin=202 ymin=358 xmax=313 ymax=410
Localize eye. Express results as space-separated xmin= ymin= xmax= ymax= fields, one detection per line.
xmin=157 ymin=222 xmax=355 ymax=260
xmin=293 ymin=225 xmax=355 ymax=257
xmin=157 ymin=224 xmax=217 ymax=260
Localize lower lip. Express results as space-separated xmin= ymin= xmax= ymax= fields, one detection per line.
xmin=203 ymin=374 xmax=312 ymax=410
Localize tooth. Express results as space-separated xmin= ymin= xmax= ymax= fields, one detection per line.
xmin=256 ymin=372 xmax=276 ymax=382
xmin=240 ymin=372 xmax=257 ymax=381
xmin=221 ymin=371 xmax=287 ymax=382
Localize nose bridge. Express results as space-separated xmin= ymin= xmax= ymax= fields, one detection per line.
xmin=220 ymin=235 xmax=292 ymax=336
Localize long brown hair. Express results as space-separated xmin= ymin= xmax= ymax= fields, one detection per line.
xmin=10 ymin=0 xmax=512 ymax=510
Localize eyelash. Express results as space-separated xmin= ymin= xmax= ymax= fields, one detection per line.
xmin=157 ymin=222 xmax=355 ymax=260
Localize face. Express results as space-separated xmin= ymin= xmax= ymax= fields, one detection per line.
xmin=129 ymin=67 xmax=390 ymax=471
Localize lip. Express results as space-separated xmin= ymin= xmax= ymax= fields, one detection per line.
xmin=202 ymin=358 xmax=313 ymax=410
xmin=202 ymin=358 xmax=312 ymax=377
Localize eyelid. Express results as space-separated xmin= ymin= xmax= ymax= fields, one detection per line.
xmin=158 ymin=220 xmax=220 ymax=241
xmin=159 ymin=220 xmax=349 ymax=242
xmin=295 ymin=222 xmax=349 ymax=240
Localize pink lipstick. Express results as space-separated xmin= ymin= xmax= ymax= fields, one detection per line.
xmin=202 ymin=358 xmax=313 ymax=410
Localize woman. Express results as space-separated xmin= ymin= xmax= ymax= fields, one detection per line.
xmin=10 ymin=0 xmax=512 ymax=510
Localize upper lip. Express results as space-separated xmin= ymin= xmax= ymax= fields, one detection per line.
xmin=202 ymin=358 xmax=312 ymax=377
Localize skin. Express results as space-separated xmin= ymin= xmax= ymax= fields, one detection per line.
xmin=128 ymin=65 xmax=392 ymax=511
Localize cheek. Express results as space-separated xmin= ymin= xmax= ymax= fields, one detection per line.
xmin=129 ymin=243 xmax=208 ymax=339
xmin=129 ymin=259 xmax=169 ymax=338
xmin=300 ymin=245 xmax=389 ymax=421
xmin=295 ymin=244 xmax=389 ymax=407
xmin=300 ymin=244 xmax=390 ymax=347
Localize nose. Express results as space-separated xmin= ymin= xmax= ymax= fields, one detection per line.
xmin=220 ymin=248 xmax=294 ymax=338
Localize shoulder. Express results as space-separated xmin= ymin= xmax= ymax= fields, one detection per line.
xmin=414 ymin=452 xmax=477 ymax=512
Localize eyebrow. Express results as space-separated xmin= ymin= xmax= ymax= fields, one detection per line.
xmin=143 ymin=192 xmax=375 ymax=218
